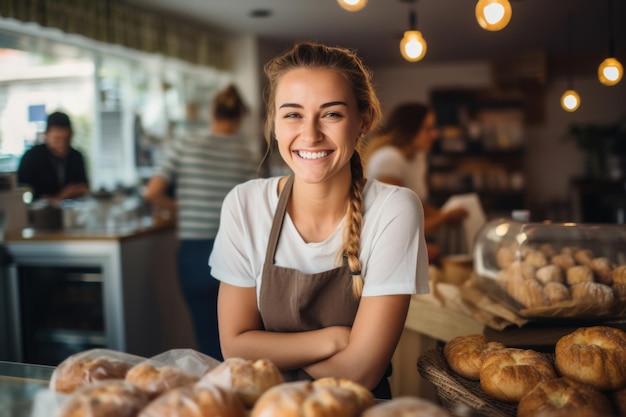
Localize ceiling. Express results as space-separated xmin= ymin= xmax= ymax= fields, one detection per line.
xmin=126 ymin=0 xmax=626 ymax=69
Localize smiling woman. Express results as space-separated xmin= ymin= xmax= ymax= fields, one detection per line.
xmin=209 ymin=41 xmax=430 ymax=400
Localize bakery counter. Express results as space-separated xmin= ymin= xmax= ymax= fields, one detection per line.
xmin=2 ymin=218 xmax=195 ymax=366
xmin=0 ymin=361 xmax=53 ymax=417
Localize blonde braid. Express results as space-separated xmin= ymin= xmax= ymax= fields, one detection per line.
xmin=343 ymin=150 xmax=366 ymax=298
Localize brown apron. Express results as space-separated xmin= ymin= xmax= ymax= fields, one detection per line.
xmin=259 ymin=175 xmax=391 ymax=399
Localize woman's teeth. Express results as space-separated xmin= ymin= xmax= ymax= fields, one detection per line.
xmin=298 ymin=151 xmax=329 ymax=160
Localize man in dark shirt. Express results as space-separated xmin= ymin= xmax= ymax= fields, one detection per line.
xmin=17 ymin=111 xmax=90 ymax=201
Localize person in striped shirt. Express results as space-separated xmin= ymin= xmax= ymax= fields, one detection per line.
xmin=144 ymin=84 xmax=259 ymax=360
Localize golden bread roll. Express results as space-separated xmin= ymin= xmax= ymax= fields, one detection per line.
xmin=58 ymin=380 xmax=149 ymax=417
xmin=574 ymin=249 xmax=594 ymax=265
xmin=496 ymin=246 xmax=516 ymax=269
xmin=198 ymin=357 xmax=283 ymax=408
xmin=138 ymin=383 xmax=246 ymax=417
xmin=535 ymin=265 xmax=564 ymax=285
xmin=555 ymin=326 xmax=626 ymax=391
xmin=313 ymin=377 xmax=375 ymax=413
xmin=613 ymin=283 xmax=626 ymax=299
xmin=570 ymin=281 xmax=614 ymax=304
xmin=125 ymin=363 xmax=198 ymax=398
xmin=524 ymin=251 xmax=548 ymax=269
xmin=551 ymin=254 xmax=576 ymax=271
xmin=250 ymin=380 xmax=368 ymax=417
xmin=589 ymin=257 xmax=614 ymax=285
xmin=362 ymin=397 xmax=452 ymax=417
xmin=543 ymin=282 xmax=571 ymax=305
xmin=613 ymin=265 xmax=626 ymax=285
xmin=479 ymin=348 xmax=556 ymax=402
xmin=51 ymin=355 xmax=134 ymax=394
xmin=443 ymin=334 xmax=506 ymax=380
xmin=514 ymin=278 xmax=549 ymax=309
xmin=538 ymin=243 xmax=557 ymax=258
xmin=517 ymin=377 xmax=613 ymax=417
xmin=566 ymin=265 xmax=594 ymax=285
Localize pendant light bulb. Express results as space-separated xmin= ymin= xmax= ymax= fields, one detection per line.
xmin=400 ymin=30 xmax=427 ymax=62
xmin=560 ymin=90 xmax=581 ymax=112
xmin=475 ymin=0 xmax=512 ymax=31
xmin=598 ymin=57 xmax=623 ymax=86
xmin=337 ymin=0 xmax=367 ymax=12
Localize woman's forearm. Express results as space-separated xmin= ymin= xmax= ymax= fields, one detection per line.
xmin=222 ymin=326 xmax=349 ymax=371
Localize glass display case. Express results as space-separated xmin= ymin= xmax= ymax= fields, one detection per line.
xmin=474 ymin=219 xmax=626 ymax=319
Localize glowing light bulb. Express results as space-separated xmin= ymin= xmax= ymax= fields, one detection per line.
xmin=598 ymin=57 xmax=623 ymax=86
xmin=337 ymin=0 xmax=367 ymax=12
xmin=561 ymin=90 xmax=580 ymax=112
xmin=475 ymin=0 xmax=512 ymax=31
xmin=400 ymin=30 xmax=427 ymax=62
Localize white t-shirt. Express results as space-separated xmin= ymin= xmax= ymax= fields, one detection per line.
xmin=366 ymin=146 xmax=429 ymax=201
xmin=209 ymin=176 xmax=430 ymax=301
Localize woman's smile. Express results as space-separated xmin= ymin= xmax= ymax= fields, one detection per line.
xmin=295 ymin=150 xmax=333 ymax=160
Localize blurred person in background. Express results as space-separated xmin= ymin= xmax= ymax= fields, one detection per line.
xmin=144 ymin=84 xmax=258 ymax=360
xmin=361 ymin=102 xmax=467 ymax=262
xmin=17 ymin=111 xmax=89 ymax=201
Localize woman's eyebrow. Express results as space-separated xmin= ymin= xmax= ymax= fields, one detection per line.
xmin=278 ymin=101 xmax=348 ymax=110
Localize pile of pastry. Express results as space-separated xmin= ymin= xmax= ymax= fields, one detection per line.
xmin=47 ymin=348 xmax=452 ymax=417
xmin=443 ymin=326 xmax=626 ymax=417
xmin=495 ymin=243 xmax=626 ymax=309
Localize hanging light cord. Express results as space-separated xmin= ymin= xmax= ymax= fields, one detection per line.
xmin=566 ymin=12 xmax=573 ymax=90
xmin=408 ymin=0 xmax=418 ymax=31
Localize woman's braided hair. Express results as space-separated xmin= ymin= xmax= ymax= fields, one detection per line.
xmin=263 ymin=42 xmax=382 ymax=298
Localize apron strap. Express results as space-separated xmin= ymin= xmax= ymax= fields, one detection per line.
xmin=264 ymin=175 xmax=294 ymax=266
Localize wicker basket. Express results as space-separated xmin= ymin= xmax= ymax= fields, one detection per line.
xmin=417 ymin=348 xmax=518 ymax=417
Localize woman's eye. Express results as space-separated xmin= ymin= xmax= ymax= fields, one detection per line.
xmin=283 ymin=112 xmax=300 ymax=119
xmin=324 ymin=112 xmax=343 ymax=119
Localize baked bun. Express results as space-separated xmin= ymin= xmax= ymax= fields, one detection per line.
xmin=362 ymin=397 xmax=452 ymax=417
xmin=613 ymin=265 xmax=626 ymax=285
xmin=198 ymin=357 xmax=283 ymax=408
xmin=125 ymin=363 xmax=198 ymax=398
xmin=555 ymin=326 xmax=626 ymax=391
xmin=517 ymin=377 xmax=613 ymax=417
xmin=543 ymin=282 xmax=571 ymax=305
xmin=138 ymin=383 xmax=246 ymax=417
xmin=566 ymin=265 xmax=594 ymax=285
xmin=551 ymin=254 xmax=575 ymax=271
xmin=479 ymin=348 xmax=556 ymax=402
xmin=443 ymin=334 xmax=506 ymax=380
xmin=570 ymin=281 xmax=614 ymax=304
xmin=535 ymin=265 xmax=564 ymax=285
xmin=51 ymin=355 xmax=134 ymax=394
xmin=58 ymin=380 xmax=149 ymax=417
xmin=589 ymin=257 xmax=614 ymax=285
xmin=250 ymin=380 xmax=370 ymax=417
xmin=313 ymin=377 xmax=376 ymax=413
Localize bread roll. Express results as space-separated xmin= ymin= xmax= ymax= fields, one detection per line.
xmin=125 ymin=363 xmax=198 ymax=398
xmin=570 ymin=281 xmax=614 ymax=304
xmin=362 ymin=397 xmax=452 ymax=417
xmin=313 ymin=377 xmax=375 ymax=413
xmin=496 ymin=246 xmax=516 ymax=269
xmin=574 ymin=249 xmax=594 ymax=265
xmin=524 ymin=251 xmax=548 ymax=269
xmin=551 ymin=254 xmax=575 ymax=270
xmin=613 ymin=265 xmax=626 ymax=285
xmin=589 ymin=257 xmax=614 ymax=285
xmin=566 ymin=265 xmax=594 ymax=285
xmin=443 ymin=334 xmax=506 ymax=380
xmin=535 ymin=265 xmax=564 ymax=285
xmin=514 ymin=278 xmax=549 ymax=309
xmin=538 ymin=243 xmax=557 ymax=258
xmin=138 ymin=383 xmax=246 ymax=417
xmin=479 ymin=348 xmax=556 ymax=402
xmin=555 ymin=326 xmax=626 ymax=391
xmin=613 ymin=283 xmax=626 ymax=299
xmin=58 ymin=380 xmax=149 ymax=417
xmin=543 ymin=282 xmax=571 ymax=305
xmin=198 ymin=357 xmax=283 ymax=408
xmin=51 ymin=355 xmax=134 ymax=394
xmin=250 ymin=380 xmax=368 ymax=417
xmin=517 ymin=377 xmax=613 ymax=417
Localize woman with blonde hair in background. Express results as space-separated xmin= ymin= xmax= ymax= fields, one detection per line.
xmin=144 ymin=83 xmax=258 ymax=360
xmin=209 ymin=42 xmax=429 ymax=398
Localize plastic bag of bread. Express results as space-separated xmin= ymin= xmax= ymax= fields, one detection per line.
xmin=197 ymin=357 xmax=283 ymax=408
xmin=362 ymin=397 xmax=453 ymax=417
xmin=125 ymin=348 xmax=221 ymax=398
xmin=49 ymin=348 xmax=146 ymax=394
xmin=57 ymin=379 xmax=150 ymax=417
